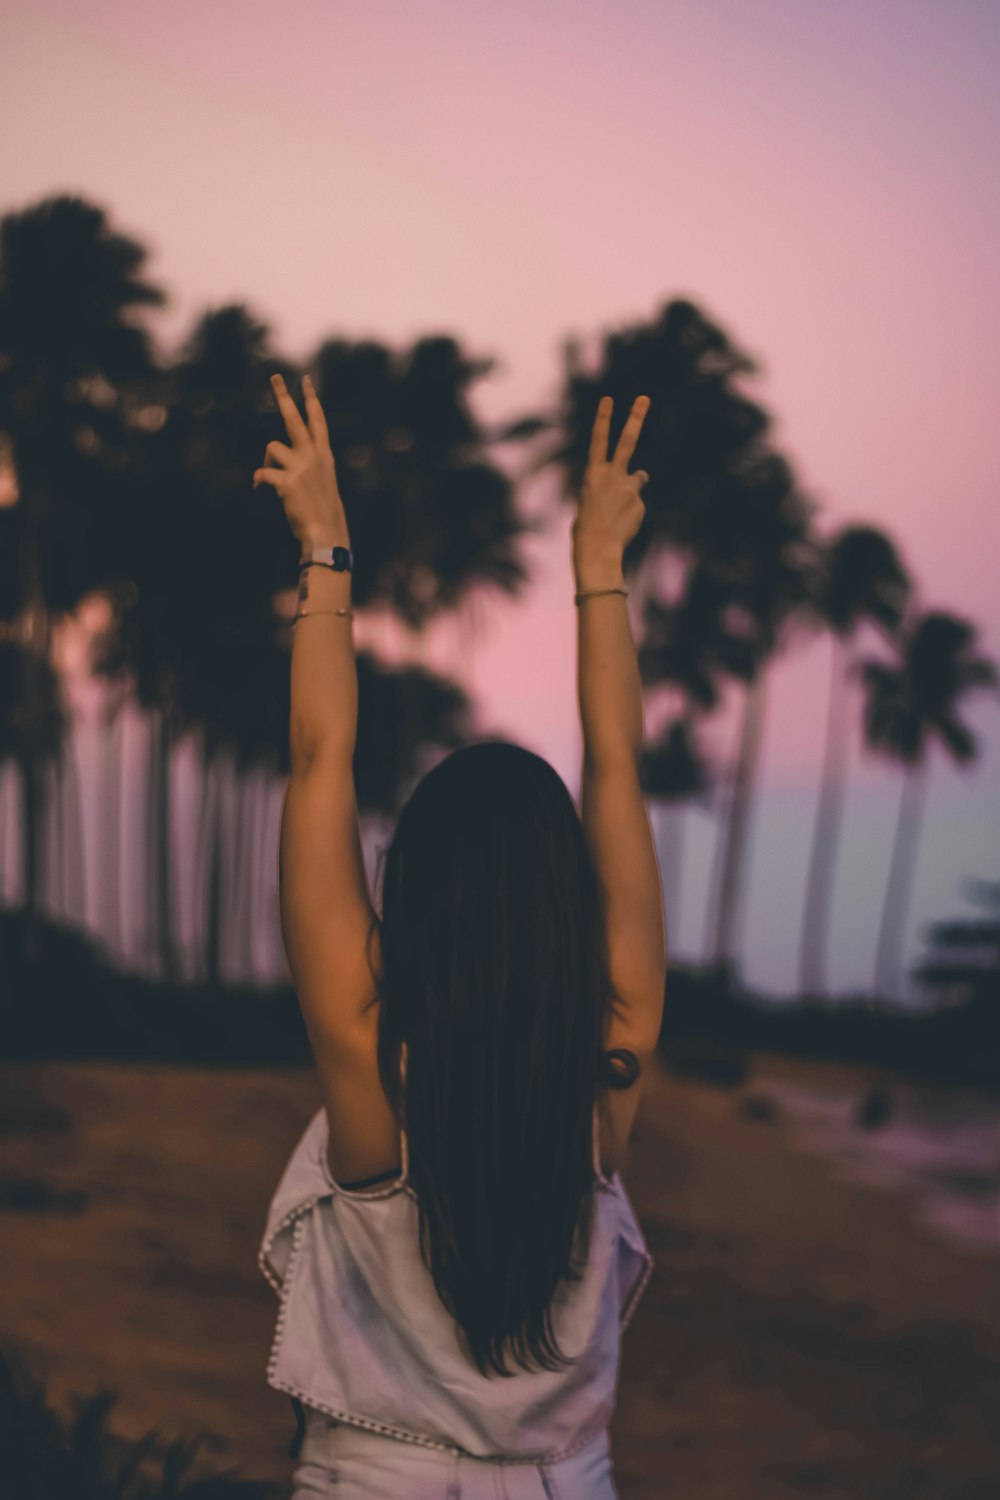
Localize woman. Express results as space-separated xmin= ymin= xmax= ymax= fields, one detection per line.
xmin=254 ymin=375 xmax=666 ymax=1498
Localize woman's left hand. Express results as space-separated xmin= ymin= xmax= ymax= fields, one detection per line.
xmin=253 ymin=373 xmax=348 ymax=545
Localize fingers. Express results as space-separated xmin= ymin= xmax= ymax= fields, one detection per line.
xmin=588 ymin=394 xmax=651 ymax=473
xmin=302 ymin=373 xmax=332 ymax=454
xmin=270 ymin=373 xmax=310 ymax=449
xmin=612 ymin=395 xmax=650 ymax=471
xmin=588 ymin=395 xmax=613 ymax=469
xmin=252 ymin=466 xmax=286 ymax=491
xmin=265 ymin=439 xmax=294 ymax=466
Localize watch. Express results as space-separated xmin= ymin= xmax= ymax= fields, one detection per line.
xmin=300 ymin=544 xmax=353 ymax=572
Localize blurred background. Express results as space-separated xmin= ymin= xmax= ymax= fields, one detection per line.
xmin=1 ymin=1 xmax=999 ymax=1495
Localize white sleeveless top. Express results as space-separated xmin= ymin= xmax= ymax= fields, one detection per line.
xmin=258 ymin=1102 xmax=654 ymax=1464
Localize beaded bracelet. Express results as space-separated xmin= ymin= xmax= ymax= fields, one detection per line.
xmin=574 ymin=587 xmax=628 ymax=605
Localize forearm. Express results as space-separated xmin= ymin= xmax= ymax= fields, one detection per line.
xmin=289 ymin=523 xmax=356 ymax=771
xmin=574 ymin=531 xmax=644 ymax=773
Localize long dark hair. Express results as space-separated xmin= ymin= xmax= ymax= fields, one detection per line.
xmin=368 ymin=738 xmax=636 ymax=1379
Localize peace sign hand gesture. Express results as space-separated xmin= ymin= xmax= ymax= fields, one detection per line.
xmin=253 ymin=373 xmax=349 ymax=548
xmin=573 ymin=394 xmax=651 ymax=558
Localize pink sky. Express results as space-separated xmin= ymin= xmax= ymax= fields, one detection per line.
xmin=3 ymin=0 xmax=998 ymax=996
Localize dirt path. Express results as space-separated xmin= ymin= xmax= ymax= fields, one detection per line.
xmin=1 ymin=1052 xmax=998 ymax=1497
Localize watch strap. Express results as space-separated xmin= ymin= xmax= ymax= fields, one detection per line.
xmin=300 ymin=544 xmax=353 ymax=572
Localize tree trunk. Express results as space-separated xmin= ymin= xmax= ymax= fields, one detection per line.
xmin=873 ymin=758 xmax=929 ymax=1003
xmin=798 ymin=634 xmax=851 ymax=1000
xmin=15 ymin=450 xmax=55 ymax=966
xmin=62 ymin=725 xmax=87 ymax=926
xmin=145 ymin=707 xmax=160 ymax=974
xmin=243 ymin=767 xmax=268 ymax=982
xmin=229 ymin=766 xmax=253 ymax=984
xmin=0 ymin=762 xmax=9 ymax=902
xmin=707 ymin=670 xmax=769 ymax=984
xmin=51 ymin=748 xmax=67 ymax=916
xmin=51 ymin=733 xmax=84 ymax=923
xmin=102 ymin=701 xmax=126 ymax=960
xmin=16 ymin=753 xmax=43 ymax=967
xmin=147 ymin=706 xmax=181 ymax=985
xmin=199 ymin=746 xmax=225 ymax=991
xmin=16 ymin=620 xmax=53 ymax=965
xmin=701 ymin=702 xmax=741 ymax=967
xmin=659 ymin=799 xmax=685 ymax=941
xmin=254 ymin=770 xmax=276 ymax=981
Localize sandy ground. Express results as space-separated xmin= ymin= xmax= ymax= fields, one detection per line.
xmin=1 ymin=1049 xmax=999 ymax=1499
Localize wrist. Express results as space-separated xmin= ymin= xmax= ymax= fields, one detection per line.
xmin=572 ymin=545 xmax=625 ymax=593
xmin=572 ymin=526 xmax=622 ymax=568
xmin=300 ymin=525 xmax=351 ymax=557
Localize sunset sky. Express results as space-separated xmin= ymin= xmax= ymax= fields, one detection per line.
xmin=3 ymin=0 xmax=998 ymax=999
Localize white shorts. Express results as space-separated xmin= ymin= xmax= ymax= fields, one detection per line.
xmin=290 ymin=1409 xmax=618 ymax=1499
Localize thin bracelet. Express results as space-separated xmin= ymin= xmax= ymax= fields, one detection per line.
xmin=574 ymin=587 xmax=628 ymax=605
xmin=293 ymin=608 xmax=354 ymax=622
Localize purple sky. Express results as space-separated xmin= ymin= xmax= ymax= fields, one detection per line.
xmin=3 ymin=0 xmax=999 ymax=998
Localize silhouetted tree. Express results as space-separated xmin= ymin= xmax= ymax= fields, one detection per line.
xmin=698 ymin=461 xmax=814 ymax=982
xmin=859 ymin=610 xmax=997 ymax=1001
xmin=0 ymin=641 xmax=65 ymax=937
xmin=639 ymin=715 xmax=712 ymax=939
xmin=89 ymin=303 xmax=289 ymax=982
xmin=911 ymin=875 xmax=1000 ymax=1010
xmin=526 ymin=299 xmax=813 ymax=982
xmin=92 ymin=317 xmax=528 ymax=985
xmin=798 ymin=526 xmax=910 ymax=999
xmin=0 ymin=194 xmax=164 ymax=961
xmin=523 ymin=300 xmax=772 ymax=579
xmin=310 ymin=334 xmax=538 ymax=627
xmin=636 ymin=563 xmax=741 ymax=934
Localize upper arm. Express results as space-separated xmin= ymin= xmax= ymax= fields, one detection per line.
xmin=581 ymin=757 xmax=667 ymax=1056
xmin=279 ymin=760 xmax=403 ymax=1182
xmin=278 ymin=758 xmax=382 ymax=1053
xmin=595 ymin=1043 xmax=658 ymax=1178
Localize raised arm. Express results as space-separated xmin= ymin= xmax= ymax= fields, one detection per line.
xmin=574 ymin=396 xmax=667 ymax=1078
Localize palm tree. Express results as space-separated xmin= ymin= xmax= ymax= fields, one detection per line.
xmin=859 ymin=610 xmax=997 ymax=1002
xmin=636 ymin=562 xmax=744 ymax=935
xmin=93 ymin=320 xmax=533 ymax=987
xmin=0 ymin=194 xmax=164 ymax=962
xmin=522 ymin=298 xmax=811 ymax=985
xmin=92 ymin=587 xmax=186 ymax=979
xmin=97 ymin=671 xmax=134 ymax=961
xmin=0 ymin=640 xmax=65 ymax=964
xmin=310 ymin=335 xmax=538 ymax=628
xmin=519 ymin=299 xmax=774 ymax=580
xmin=639 ymin=715 xmax=712 ymax=940
xmin=49 ymin=685 xmax=87 ymax=924
xmin=89 ymin=303 xmax=277 ymax=983
xmin=638 ymin=562 xmax=744 ymax=720
xmin=145 ymin=304 xmax=289 ymax=986
xmin=302 ymin=335 xmax=539 ymax=815
xmin=797 ymin=526 xmax=910 ymax=1000
xmin=697 ymin=457 xmax=815 ymax=985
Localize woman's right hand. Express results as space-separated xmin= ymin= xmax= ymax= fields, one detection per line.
xmin=572 ymin=394 xmax=651 ymax=559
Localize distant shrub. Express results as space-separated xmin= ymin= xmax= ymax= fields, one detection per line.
xmin=0 ymin=1341 xmax=280 ymax=1500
